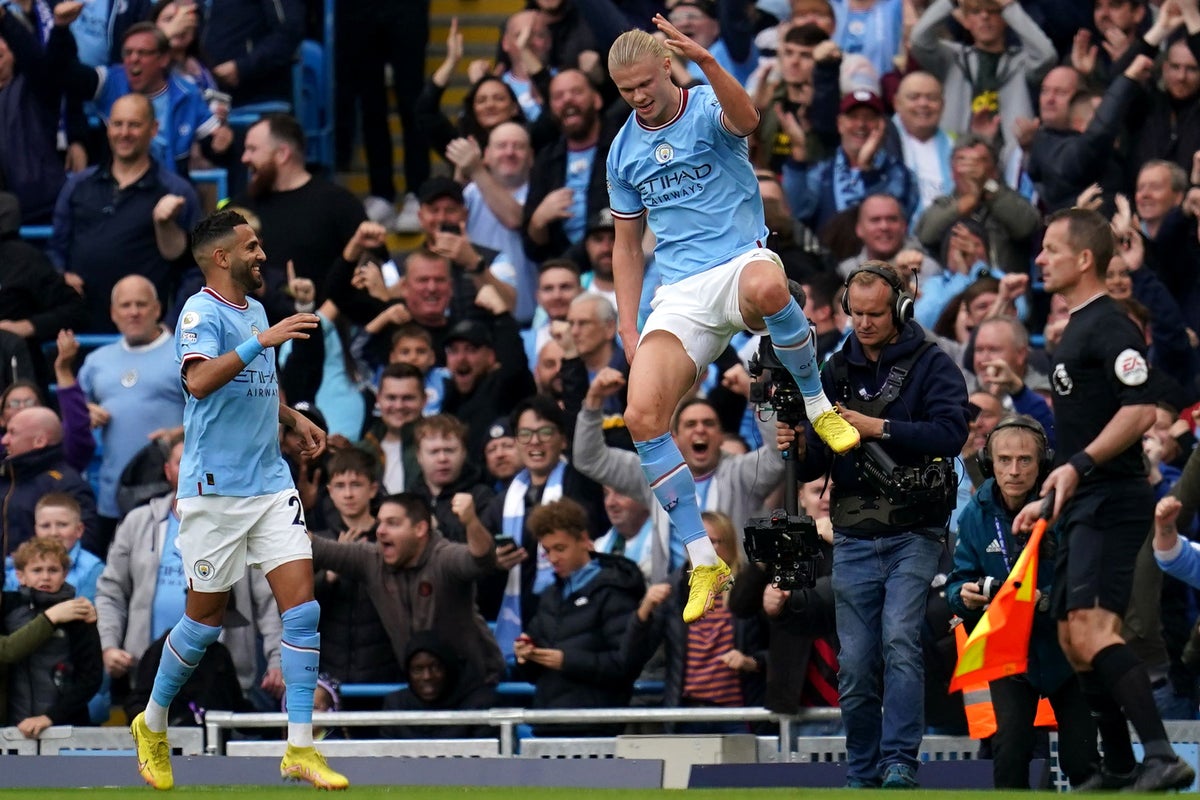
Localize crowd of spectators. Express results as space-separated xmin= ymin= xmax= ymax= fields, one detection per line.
xmin=6 ymin=0 xmax=1200 ymax=782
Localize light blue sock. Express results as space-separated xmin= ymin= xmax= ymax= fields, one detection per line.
xmin=281 ymin=600 xmax=321 ymax=743
xmin=149 ymin=615 xmax=222 ymax=713
xmin=764 ymin=299 xmax=834 ymax=417
xmin=764 ymin=299 xmax=824 ymax=394
xmin=635 ymin=432 xmax=710 ymax=556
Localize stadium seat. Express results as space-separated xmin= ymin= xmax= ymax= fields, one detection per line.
xmin=293 ymin=40 xmax=332 ymax=168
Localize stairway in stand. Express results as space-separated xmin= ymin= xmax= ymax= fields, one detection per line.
xmin=338 ymin=0 xmax=524 ymax=248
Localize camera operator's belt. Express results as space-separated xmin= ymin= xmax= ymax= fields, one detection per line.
xmin=831 ymin=340 xmax=935 ymax=416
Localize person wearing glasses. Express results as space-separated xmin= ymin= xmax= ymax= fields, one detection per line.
xmin=478 ymin=395 xmax=607 ymax=668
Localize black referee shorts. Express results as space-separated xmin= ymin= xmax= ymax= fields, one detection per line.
xmin=1050 ymin=480 xmax=1153 ymax=620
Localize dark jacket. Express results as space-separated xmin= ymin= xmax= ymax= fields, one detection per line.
xmin=799 ymin=320 xmax=970 ymax=533
xmin=379 ymin=631 xmax=496 ymax=739
xmin=0 ymin=202 xmax=90 ymax=345
xmin=729 ymin=551 xmax=837 ymax=715
xmin=313 ymin=525 xmax=402 ymax=684
xmin=521 ymin=113 xmax=622 ymax=263
xmin=945 ymin=478 xmax=1071 ymax=694
xmin=360 ymin=422 xmax=420 ymax=495
xmin=125 ymin=634 xmax=250 ymax=725
xmin=0 ymin=444 xmax=99 ymax=558
xmin=0 ymin=602 xmax=54 ymax=722
xmin=1127 ymin=30 xmax=1200 ymax=177
xmin=624 ymin=567 xmax=768 ymax=713
xmin=0 ymin=14 xmax=65 ymax=224
xmin=477 ymin=464 xmax=608 ymax=623
xmin=439 ymin=314 xmax=537 ymax=458
xmin=1025 ymin=73 xmax=1140 ymax=213
xmin=409 ymin=463 xmax=496 ymax=545
xmin=518 ymin=552 xmax=644 ymax=729
xmin=3 ymin=584 xmax=102 ymax=725
xmin=199 ymin=0 xmax=305 ymax=106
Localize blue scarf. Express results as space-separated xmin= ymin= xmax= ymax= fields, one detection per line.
xmin=832 ymin=148 xmax=871 ymax=213
xmin=494 ymin=459 xmax=566 ymax=661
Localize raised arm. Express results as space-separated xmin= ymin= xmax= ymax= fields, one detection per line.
xmin=653 ymin=14 xmax=759 ymax=136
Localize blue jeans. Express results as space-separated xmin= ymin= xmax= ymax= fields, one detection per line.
xmin=832 ymin=531 xmax=942 ymax=783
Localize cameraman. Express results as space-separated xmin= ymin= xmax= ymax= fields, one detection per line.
xmin=945 ymin=416 xmax=1098 ymax=789
xmin=789 ymin=260 xmax=969 ymax=789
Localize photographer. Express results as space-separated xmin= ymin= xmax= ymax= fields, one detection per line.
xmin=790 ymin=260 xmax=969 ymax=789
xmin=945 ymin=416 xmax=1098 ymax=789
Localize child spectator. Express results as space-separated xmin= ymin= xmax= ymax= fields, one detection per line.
xmin=4 ymin=538 xmax=102 ymax=736
xmin=5 ymin=493 xmax=104 ymax=600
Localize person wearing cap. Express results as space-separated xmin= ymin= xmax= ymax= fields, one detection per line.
xmin=440 ymin=312 xmax=537 ymax=459
xmin=407 ymin=175 xmax=519 ymax=323
xmin=380 ymin=631 xmax=497 ymax=739
xmin=230 ymin=114 xmax=366 ymax=322
xmin=665 ymin=0 xmax=758 ymax=87
xmin=78 ymin=275 xmax=186 ymax=550
xmin=573 ymin=208 xmax=618 ymax=313
xmin=95 ymin=440 xmax=284 ymax=711
xmin=523 ymin=69 xmax=621 ymax=263
xmin=782 ymin=86 xmax=919 ymax=231
xmin=482 ymin=417 xmax=521 ymax=489
xmin=606 ymin=23 xmax=860 ymax=627
xmin=910 ymin=0 xmax=1056 ymax=166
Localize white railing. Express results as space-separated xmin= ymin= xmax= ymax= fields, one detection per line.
xmin=202 ymin=707 xmax=844 ymax=756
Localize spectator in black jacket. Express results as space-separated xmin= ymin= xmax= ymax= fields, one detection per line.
xmin=440 ymin=309 xmax=537 ymax=459
xmin=0 ymin=193 xmax=88 ymax=387
xmin=199 ymin=0 xmax=303 ymax=108
xmin=1025 ymin=56 xmax=1151 ymax=213
xmin=0 ymin=11 xmax=66 ymax=225
xmin=0 ymin=407 xmax=98 ymax=559
xmin=624 ymin=511 xmax=767 ymax=732
xmin=380 ymin=631 xmax=496 ymax=739
xmin=1125 ymin=0 xmax=1200 ymax=178
xmin=522 ymin=69 xmax=619 ymax=263
xmin=4 ymin=538 xmax=102 ymax=736
xmin=513 ymin=498 xmax=644 ymax=734
xmin=478 ymin=395 xmax=608 ymax=632
xmin=410 ymin=415 xmax=496 ymax=544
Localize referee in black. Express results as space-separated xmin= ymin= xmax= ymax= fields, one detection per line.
xmin=1013 ymin=207 xmax=1193 ymax=792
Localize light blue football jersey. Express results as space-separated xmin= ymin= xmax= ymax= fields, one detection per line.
xmin=175 ymin=288 xmax=292 ymax=499
xmin=606 ymin=84 xmax=769 ymax=286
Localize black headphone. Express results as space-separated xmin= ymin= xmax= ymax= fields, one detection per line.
xmin=977 ymin=414 xmax=1054 ymax=481
xmin=840 ymin=262 xmax=915 ymax=325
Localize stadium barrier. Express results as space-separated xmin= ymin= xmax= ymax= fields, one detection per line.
xmin=2 ymin=725 xmax=203 ymax=755
xmin=202 ymin=706 xmax=835 ymax=756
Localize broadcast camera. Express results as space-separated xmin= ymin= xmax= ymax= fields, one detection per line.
xmin=745 ymin=329 xmax=824 ymax=590
xmin=857 ymin=440 xmax=958 ymax=510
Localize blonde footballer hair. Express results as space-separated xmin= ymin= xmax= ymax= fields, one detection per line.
xmin=608 ymin=29 xmax=668 ymax=72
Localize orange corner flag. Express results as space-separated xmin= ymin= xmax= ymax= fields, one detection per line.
xmin=948 ymin=518 xmax=1047 ymax=695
